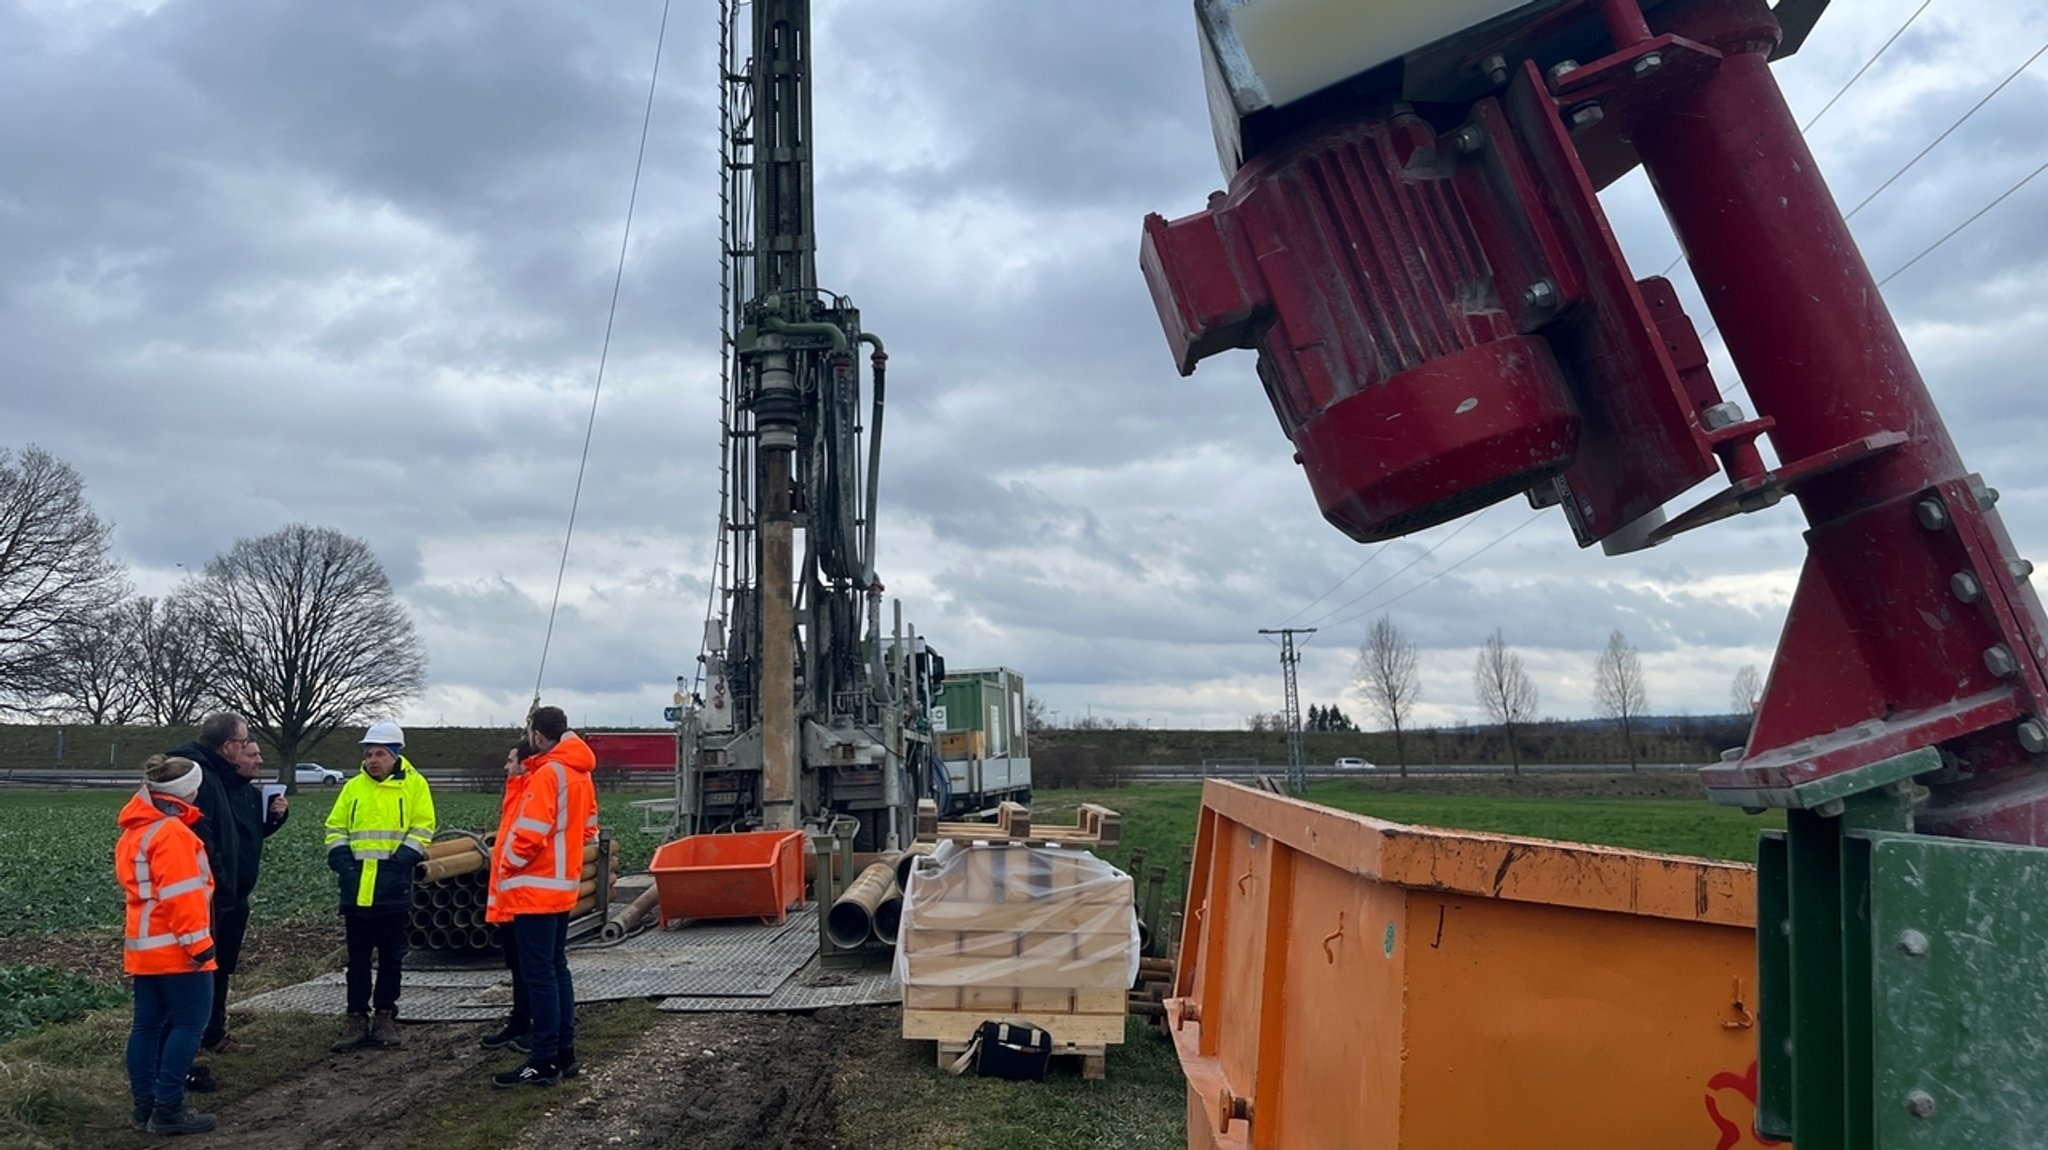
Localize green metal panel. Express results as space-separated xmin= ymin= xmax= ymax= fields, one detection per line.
xmin=1867 ymin=832 xmax=2048 ymax=1147
xmin=936 ymin=678 xmax=985 ymax=732
xmin=1756 ymin=830 xmax=1794 ymax=1140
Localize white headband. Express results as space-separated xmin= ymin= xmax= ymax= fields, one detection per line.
xmin=150 ymin=767 xmax=203 ymax=802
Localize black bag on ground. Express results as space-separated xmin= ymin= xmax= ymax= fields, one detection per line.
xmin=971 ymin=1020 xmax=1053 ymax=1081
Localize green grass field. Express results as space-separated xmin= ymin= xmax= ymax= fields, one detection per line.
xmin=0 ymin=779 xmax=1777 ymax=1149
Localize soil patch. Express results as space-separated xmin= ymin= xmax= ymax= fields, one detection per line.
xmin=515 ymin=1008 xmax=886 ymax=1150
xmin=0 ymin=917 xmax=343 ymax=992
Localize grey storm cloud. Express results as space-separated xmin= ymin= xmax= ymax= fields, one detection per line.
xmin=1 ymin=0 xmax=2043 ymax=733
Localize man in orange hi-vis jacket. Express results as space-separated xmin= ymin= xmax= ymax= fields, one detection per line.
xmin=117 ymin=755 xmax=221 ymax=1136
xmin=488 ymin=705 xmax=597 ymax=1089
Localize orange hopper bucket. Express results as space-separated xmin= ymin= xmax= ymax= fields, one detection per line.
xmin=1172 ymin=782 xmax=1772 ymax=1149
xmin=650 ymin=830 xmax=805 ymax=926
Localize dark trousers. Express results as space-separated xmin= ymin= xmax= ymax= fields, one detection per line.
xmin=503 ymin=935 xmax=530 ymax=1031
xmin=127 ymin=971 xmax=212 ymax=1109
xmin=202 ymin=901 xmax=250 ymax=1046
xmin=510 ymin=912 xmax=573 ymax=1063
xmin=343 ymin=910 xmax=409 ymax=1015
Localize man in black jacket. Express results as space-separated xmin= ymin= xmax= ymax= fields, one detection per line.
xmin=169 ymin=712 xmax=288 ymax=1058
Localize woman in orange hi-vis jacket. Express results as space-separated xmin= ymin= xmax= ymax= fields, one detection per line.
xmin=117 ymin=755 xmax=220 ymax=1136
xmin=487 ymin=705 xmax=596 ymax=1089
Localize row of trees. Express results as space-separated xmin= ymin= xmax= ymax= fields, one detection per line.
xmin=1350 ymin=615 xmax=1765 ymax=775
xmin=0 ymin=446 xmax=428 ymax=782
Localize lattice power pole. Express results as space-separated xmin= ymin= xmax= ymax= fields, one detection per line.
xmin=1259 ymin=628 xmax=1314 ymax=794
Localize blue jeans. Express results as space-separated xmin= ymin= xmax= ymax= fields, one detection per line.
xmin=127 ymin=971 xmax=212 ymax=1109
xmin=510 ymin=913 xmax=573 ymax=1063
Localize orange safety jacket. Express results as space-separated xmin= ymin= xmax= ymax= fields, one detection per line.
xmin=488 ymin=734 xmax=598 ymax=917
xmin=115 ymin=789 xmax=218 ymax=976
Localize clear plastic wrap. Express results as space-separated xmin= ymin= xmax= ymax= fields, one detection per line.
xmin=895 ymin=840 xmax=1139 ymax=1018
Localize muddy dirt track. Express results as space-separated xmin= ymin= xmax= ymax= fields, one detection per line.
xmin=182 ymin=1007 xmax=878 ymax=1150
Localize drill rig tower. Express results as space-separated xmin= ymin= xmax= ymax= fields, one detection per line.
xmin=678 ymin=0 xmax=930 ymax=851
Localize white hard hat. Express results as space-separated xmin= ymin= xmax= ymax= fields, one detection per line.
xmin=362 ymin=720 xmax=406 ymax=748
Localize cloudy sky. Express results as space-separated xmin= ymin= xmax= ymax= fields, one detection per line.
xmin=3 ymin=0 xmax=2044 ymax=733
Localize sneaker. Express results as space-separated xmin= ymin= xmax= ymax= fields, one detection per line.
xmin=331 ymin=1012 xmax=370 ymax=1053
xmin=183 ymin=1066 xmax=217 ymax=1094
xmin=492 ymin=1060 xmax=560 ymax=1089
xmin=510 ymin=1033 xmax=533 ymax=1055
xmin=479 ymin=1021 xmax=530 ymax=1050
xmin=370 ymin=1009 xmax=404 ymax=1047
xmin=557 ymin=1050 xmax=581 ymax=1080
xmin=145 ymin=1105 xmax=218 ymax=1135
xmin=130 ymin=1101 xmax=151 ymax=1131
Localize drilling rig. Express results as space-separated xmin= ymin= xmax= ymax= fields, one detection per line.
xmin=1142 ymin=0 xmax=2048 ymax=1145
xmin=673 ymin=0 xmax=940 ymax=851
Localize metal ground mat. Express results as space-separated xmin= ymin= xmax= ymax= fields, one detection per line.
xmin=237 ymin=907 xmax=824 ymax=1022
xmin=658 ymin=955 xmax=900 ymax=1013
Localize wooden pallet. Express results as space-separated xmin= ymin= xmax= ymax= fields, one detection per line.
xmin=935 ymin=1038 xmax=1108 ymax=1081
xmin=915 ymin=799 xmax=1121 ymax=848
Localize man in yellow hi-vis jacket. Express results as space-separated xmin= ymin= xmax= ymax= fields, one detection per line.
xmin=324 ymin=720 xmax=435 ymax=1052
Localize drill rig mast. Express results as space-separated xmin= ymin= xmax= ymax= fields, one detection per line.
xmin=679 ymin=0 xmax=930 ymax=851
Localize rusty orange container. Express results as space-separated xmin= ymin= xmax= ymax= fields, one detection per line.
xmin=1172 ymin=782 xmax=1775 ymax=1150
xmin=650 ymin=830 xmax=805 ymax=926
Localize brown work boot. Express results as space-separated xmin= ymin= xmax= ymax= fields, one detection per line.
xmin=332 ymin=1012 xmax=369 ymax=1053
xmin=371 ymin=1008 xmax=404 ymax=1047
xmin=202 ymin=1031 xmax=251 ymax=1056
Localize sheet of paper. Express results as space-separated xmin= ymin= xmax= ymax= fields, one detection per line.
xmin=262 ymin=783 xmax=287 ymax=809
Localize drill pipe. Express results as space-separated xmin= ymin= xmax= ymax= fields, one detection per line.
xmin=827 ymin=861 xmax=898 ymax=948
xmin=894 ymin=842 xmax=935 ymax=889
xmin=871 ymin=877 xmax=904 ymax=945
xmin=601 ymin=887 xmax=660 ymax=942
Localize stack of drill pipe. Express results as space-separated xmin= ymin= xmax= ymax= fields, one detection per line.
xmin=404 ymin=837 xmax=612 ymax=953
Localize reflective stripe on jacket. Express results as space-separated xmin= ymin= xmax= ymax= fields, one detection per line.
xmin=490 ymin=734 xmax=597 ymax=916
xmin=324 ymin=759 xmax=437 ymax=912
xmin=115 ymin=789 xmax=217 ymax=976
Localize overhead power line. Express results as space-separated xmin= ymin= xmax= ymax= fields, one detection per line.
xmin=1842 ymin=37 xmax=2048 ymax=222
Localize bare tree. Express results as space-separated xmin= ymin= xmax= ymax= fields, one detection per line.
xmin=1024 ymin=694 xmax=1048 ymax=732
xmin=1473 ymin=628 xmax=1539 ymax=777
xmin=1593 ymin=629 xmax=1649 ymax=772
xmin=32 ymin=599 xmax=147 ymax=723
xmin=1730 ymin=664 xmax=1764 ymax=718
xmin=188 ymin=525 xmax=427 ymax=787
xmin=0 ymin=446 xmax=127 ymax=704
xmin=135 ymin=591 xmax=218 ymax=725
xmin=1354 ymin=615 xmax=1421 ymax=776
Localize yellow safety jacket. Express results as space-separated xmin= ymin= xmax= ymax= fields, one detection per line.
xmin=324 ymin=760 xmax=436 ymax=912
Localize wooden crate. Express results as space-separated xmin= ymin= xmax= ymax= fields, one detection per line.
xmin=900 ymin=842 xmax=1133 ymax=1053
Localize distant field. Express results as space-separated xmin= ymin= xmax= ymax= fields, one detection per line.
xmin=1043 ymin=778 xmax=1781 ymax=900
xmin=0 ymin=790 xmax=674 ymax=939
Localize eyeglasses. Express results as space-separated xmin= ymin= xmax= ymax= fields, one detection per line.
xmin=228 ymin=736 xmax=257 ymax=747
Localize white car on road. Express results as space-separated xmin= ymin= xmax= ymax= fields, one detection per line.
xmin=295 ymin=762 xmax=344 ymax=786
xmin=1335 ymin=757 xmax=1376 ymax=771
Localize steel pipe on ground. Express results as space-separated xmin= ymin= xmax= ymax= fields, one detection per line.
xmin=894 ymin=843 xmax=934 ymax=889
xmin=870 ymin=877 xmax=904 ymax=945
xmin=602 ymin=887 xmax=660 ymax=941
xmin=828 ymin=861 xmax=897 ymax=948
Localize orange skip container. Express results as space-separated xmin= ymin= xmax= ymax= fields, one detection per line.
xmin=650 ymin=830 xmax=805 ymax=926
xmin=1172 ymin=782 xmax=1774 ymax=1149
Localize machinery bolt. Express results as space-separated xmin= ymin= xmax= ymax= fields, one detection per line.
xmin=1522 ymin=280 xmax=1558 ymax=311
xmin=1548 ymin=59 xmax=1580 ymax=85
xmin=2011 ymin=558 xmax=2036 ymax=584
xmin=1979 ymin=485 xmax=2001 ymax=510
xmin=1916 ymin=499 xmax=1949 ymax=531
xmin=1568 ymin=103 xmax=1605 ymax=131
xmin=1701 ymin=402 xmax=1746 ymax=431
xmin=1905 ymin=1090 xmax=1937 ymax=1119
xmin=1985 ymin=645 xmax=2019 ymax=678
xmin=1815 ymin=798 xmax=1847 ymax=819
xmin=2019 ymin=720 xmax=2048 ymax=755
xmin=1951 ymin=572 xmax=1984 ymax=603
xmin=1482 ymin=53 xmax=1509 ymax=87
xmin=1632 ymin=52 xmax=1664 ymax=78
xmin=1897 ymin=929 xmax=1931 ymax=958
xmin=1454 ymin=126 xmax=1485 ymax=155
